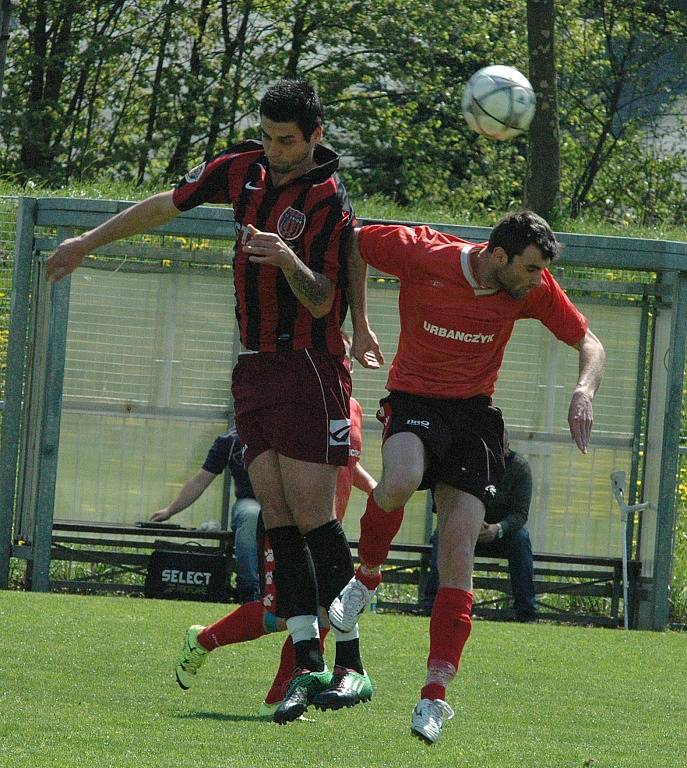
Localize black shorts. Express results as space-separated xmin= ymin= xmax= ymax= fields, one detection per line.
xmin=377 ymin=391 xmax=506 ymax=502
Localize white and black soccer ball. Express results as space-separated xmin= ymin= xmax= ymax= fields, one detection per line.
xmin=461 ymin=65 xmax=536 ymax=141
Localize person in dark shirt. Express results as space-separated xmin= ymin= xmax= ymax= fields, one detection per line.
xmin=150 ymin=426 xmax=260 ymax=603
xmin=422 ymin=438 xmax=536 ymax=622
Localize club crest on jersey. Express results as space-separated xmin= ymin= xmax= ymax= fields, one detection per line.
xmin=277 ymin=207 xmax=306 ymax=240
xmin=184 ymin=161 xmax=206 ymax=183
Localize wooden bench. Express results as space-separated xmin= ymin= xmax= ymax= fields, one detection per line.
xmin=41 ymin=523 xmax=641 ymax=626
xmin=41 ymin=519 xmax=234 ymax=596
xmin=348 ymin=541 xmax=642 ymax=628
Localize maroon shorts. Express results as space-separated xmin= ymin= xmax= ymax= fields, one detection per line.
xmin=232 ymin=348 xmax=352 ymax=467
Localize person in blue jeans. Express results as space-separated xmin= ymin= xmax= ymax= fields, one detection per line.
xmin=150 ymin=426 xmax=260 ymax=603
xmin=422 ymin=439 xmax=536 ymax=622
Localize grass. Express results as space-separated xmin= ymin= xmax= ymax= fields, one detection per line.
xmin=2 ymin=590 xmax=686 ymax=768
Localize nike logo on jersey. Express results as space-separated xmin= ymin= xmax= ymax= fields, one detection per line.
xmin=423 ymin=321 xmax=495 ymax=343
xmin=244 ymin=181 xmax=263 ymax=190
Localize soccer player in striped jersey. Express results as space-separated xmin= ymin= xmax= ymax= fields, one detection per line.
xmin=46 ymin=80 xmax=379 ymax=724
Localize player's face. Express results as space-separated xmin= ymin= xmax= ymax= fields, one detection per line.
xmin=493 ymin=244 xmax=548 ymax=299
xmin=260 ymin=117 xmax=322 ymax=178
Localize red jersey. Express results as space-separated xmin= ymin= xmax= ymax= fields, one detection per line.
xmin=173 ymin=141 xmax=355 ymax=355
xmin=334 ymin=397 xmax=363 ymax=521
xmin=359 ymin=224 xmax=588 ymax=398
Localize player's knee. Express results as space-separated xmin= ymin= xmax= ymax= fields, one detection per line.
xmin=260 ymin=505 xmax=294 ymax=529
xmin=376 ymin=474 xmax=421 ymax=510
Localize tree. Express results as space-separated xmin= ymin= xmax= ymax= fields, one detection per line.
xmin=524 ymin=0 xmax=560 ymax=221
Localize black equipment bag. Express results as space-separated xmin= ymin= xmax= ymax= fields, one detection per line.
xmin=144 ymin=544 xmax=230 ymax=602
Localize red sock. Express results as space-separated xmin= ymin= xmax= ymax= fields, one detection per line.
xmin=264 ymin=628 xmax=330 ymax=704
xmin=358 ymin=493 xmax=404 ymax=571
xmin=198 ymin=600 xmax=266 ymax=650
xmin=421 ymin=587 xmax=473 ymax=701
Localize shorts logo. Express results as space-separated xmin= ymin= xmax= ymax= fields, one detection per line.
xmin=329 ymin=418 xmax=351 ymax=446
xmin=406 ymin=418 xmax=430 ymax=428
xmin=484 ymin=485 xmax=497 ymax=497
xmin=184 ymin=161 xmax=206 ymax=183
xmin=277 ymin=206 xmax=306 ymax=240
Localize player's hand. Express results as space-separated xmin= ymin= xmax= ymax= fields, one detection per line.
xmin=568 ymin=389 xmax=593 ymax=454
xmin=45 ymin=236 xmax=89 ymax=283
xmin=149 ymin=509 xmax=172 ymax=522
xmin=243 ymin=224 xmax=295 ymax=271
xmin=478 ymin=522 xmax=498 ymax=544
xmin=351 ymin=326 xmax=384 ymax=369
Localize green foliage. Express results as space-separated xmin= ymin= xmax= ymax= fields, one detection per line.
xmin=3 ymin=1 xmax=687 ymax=225
xmin=2 ymin=590 xmax=687 ymax=767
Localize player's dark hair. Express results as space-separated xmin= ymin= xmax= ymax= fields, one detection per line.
xmin=488 ymin=210 xmax=560 ymax=263
xmin=259 ymin=79 xmax=324 ymax=140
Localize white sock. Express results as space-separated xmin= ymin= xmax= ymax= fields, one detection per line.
xmin=286 ymin=614 xmax=320 ymax=644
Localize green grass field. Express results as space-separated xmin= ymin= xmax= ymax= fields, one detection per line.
xmin=2 ymin=591 xmax=685 ymax=768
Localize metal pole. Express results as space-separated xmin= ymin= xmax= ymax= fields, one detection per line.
xmin=651 ymin=271 xmax=687 ymax=629
xmin=0 ymin=198 xmax=36 ymax=588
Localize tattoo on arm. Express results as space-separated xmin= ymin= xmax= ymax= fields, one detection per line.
xmin=284 ymin=262 xmax=333 ymax=309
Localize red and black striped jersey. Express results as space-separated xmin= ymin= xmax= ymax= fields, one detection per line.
xmin=172 ymin=141 xmax=355 ymax=355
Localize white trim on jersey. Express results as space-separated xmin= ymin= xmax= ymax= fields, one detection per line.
xmin=460 ymin=244 xmax=498 ymax=296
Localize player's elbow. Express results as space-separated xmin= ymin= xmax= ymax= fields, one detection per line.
xmin=309 ymin=293 xmax=335 ymax=318
xmin=586 ymin=329 xmax=606 ymax=362
xmin=577 ymin=328 xmax=605 ymax=359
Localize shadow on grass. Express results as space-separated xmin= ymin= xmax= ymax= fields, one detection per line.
xmin=174 ymin=710 xmax=273 ymax=723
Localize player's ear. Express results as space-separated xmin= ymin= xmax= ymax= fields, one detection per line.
xmin=310 ymin=125 xmax=323 ymax=144
xmin=491 ymin=246 xmax=508 ymax=266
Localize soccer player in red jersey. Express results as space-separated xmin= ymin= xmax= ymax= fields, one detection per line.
xmin=45 ymin=80 xmax=378 ymax=723
xmin=331 ymin=210 xmax=605 ymax=744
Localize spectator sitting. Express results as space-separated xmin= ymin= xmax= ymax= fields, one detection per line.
xmin=150 ymin=426 xmax=260 ymax=603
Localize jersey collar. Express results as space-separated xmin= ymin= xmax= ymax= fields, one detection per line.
xmin=460 ymin=244 xmax=498 ymax=296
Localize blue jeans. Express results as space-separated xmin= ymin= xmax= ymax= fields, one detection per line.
xmin=231 ymin=497 xmax=260 ymax=603
xmin=422 ymin=527 xmax=537 ymax=619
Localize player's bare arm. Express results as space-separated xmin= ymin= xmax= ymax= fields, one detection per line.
xmin=346 ymin=227 xmax=384 ymax=369
xmin=352 ymin=462 xmax=377 ymax=496
xmin=569 ymin=328 xmax=605 ymax=454
xmin=244 ymin=224 xmax=333 ymax=318
xmin=45 ymin=191 xmax=180 ymax=284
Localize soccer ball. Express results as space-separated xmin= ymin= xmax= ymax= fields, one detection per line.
xmin=461 ymin=65 xmax=536 ymax=140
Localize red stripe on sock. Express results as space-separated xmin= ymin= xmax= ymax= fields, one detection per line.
xmin=356 ymin=566 xmax=382 ymax=591
xmin=199 ymin=600 xmax=266 ymax=650
xmin=420 ymin=587 xmax=473 ymax=701
xmin=358 ymin=493 xmax=404 ymax=569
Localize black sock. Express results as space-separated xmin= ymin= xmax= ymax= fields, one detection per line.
xmin=268 ymin=525 xmax=319 ymax=618
xmin=294 ymin=638 xmax=325 ymax=672
xmin=334 ymin=638 xmax=364 ymax=674
xmin=305 ymin=519 xmax=354 ymax=610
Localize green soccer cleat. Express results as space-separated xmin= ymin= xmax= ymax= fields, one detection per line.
xmin=175 ymin=625 xmax=208 ymax=690
xmin=312 ymin=666 xmax=374 ymax=711
xmin=272 ymin=667 xmax=333 ymax=724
